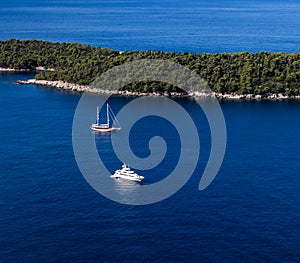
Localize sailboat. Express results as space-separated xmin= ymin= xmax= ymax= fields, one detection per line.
xmin=90 ymin=103 xmax=121 ymax=132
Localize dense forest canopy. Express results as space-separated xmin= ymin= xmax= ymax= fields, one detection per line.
xmin=0 ymin=39 xmax=300 ymax=95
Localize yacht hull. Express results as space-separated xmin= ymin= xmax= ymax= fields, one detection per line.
xmin=110 ymin=175 xmax=144 ymax=182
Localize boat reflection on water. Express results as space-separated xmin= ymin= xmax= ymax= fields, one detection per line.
xmin=113 ymin=178 xmax=141 ymax=191
xmin=111 ymin=176 xmax=143 ymax=204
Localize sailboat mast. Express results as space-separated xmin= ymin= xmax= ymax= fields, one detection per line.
xmin=96 ymin=106 xmax=100 ymax=125
xmin=107 ymin=103 xmax=110 ymax=127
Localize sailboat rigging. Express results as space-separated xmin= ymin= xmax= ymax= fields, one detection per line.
xmin=90 ymin=103 xmax=121 ymax=132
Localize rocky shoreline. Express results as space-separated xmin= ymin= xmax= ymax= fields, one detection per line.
xmin=15 ymin=79 xmax=211 ymax=97
xmin=0 ymin=67 xmax=32 ymax=72
xmin=0 ymin=67 xmax=55 ymax=72
xmin=15 ymin=78 xmax=300 ymax=100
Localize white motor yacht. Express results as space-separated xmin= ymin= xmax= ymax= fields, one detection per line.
xmin=111 ymin=164 xmax=144 ymax=182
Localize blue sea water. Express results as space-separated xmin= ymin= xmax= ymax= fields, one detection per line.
xmin=1 ymin=73 xmax=300 ymax=261
xmin=0 ymin=0 xmax=300 ymax=53
xmin=1 ymin=0 xmax=300 ymax=262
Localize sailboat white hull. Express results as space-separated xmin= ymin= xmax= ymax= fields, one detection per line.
xmin=90 ymin=125 xmax=121 ymax=132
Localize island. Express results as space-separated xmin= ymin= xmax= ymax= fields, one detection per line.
xmin=1 ymin=39 xmax=300 ymax=99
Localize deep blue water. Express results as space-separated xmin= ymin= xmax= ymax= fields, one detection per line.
xmin=0 ymin=0 xmax=300 ymax=53
xmin=1 ymin=0 xmax=300 ymax=261
xmin=1 ymin=73 xmax=300 ymax=262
